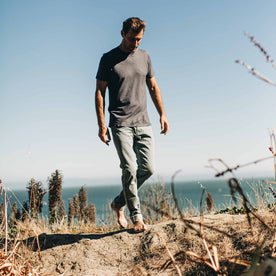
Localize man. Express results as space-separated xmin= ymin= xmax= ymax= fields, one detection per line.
xmin=95 ymin=17 xmax=169 ymax=232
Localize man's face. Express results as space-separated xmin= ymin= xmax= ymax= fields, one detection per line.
xmin=121 ymin=29 xmax=144 ymax=53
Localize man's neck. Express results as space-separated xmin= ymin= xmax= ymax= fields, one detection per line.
xmin=119 ymin=43 xmax=130 ymax=53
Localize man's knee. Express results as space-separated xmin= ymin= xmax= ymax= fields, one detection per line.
xmin=122 ymin=163 xmax=154 ymax=180
xmin=122 ymin=165 xmax=137 ymax=178
xmin=147 ymin=165 xmax=154 ymax=177
xmin=140 ymin=164 xmax=154 ymax=178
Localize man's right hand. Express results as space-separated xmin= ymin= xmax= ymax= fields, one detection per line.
xmin=98 ymin=126 xmax=111 ymax=146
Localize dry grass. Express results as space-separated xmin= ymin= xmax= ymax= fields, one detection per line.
xmin=135 ymin=206 xmax=276 ymax=275
xmin=128 ymin=169 xmax=276 ymax=275
xmin=1 ymin=173 xmax=276 ymax=275
xmin=0 ymin=180 xmax=46 ymax=276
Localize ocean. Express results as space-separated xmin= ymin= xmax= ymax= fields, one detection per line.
xmin=1 ymin=178 xmax=275 ymax=225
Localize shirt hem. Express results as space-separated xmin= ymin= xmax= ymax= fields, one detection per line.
xmin=109 ymin=122 xmax=151 ymax=128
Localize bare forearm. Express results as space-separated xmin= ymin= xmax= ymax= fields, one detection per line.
xmin=149 ymin=85 xmax=166 ymax=117
xmin=149 ymin=80 xmax=165 ymax=117
xmin=95 ymin=89 xmax=111 ymax=145
xmin=95 ymin=79 xmax=111 ymax=144
xmin=147 ymin=77 xmax=169 ymax=134
xmin=95 ymin=90 xmax=106 ymax=128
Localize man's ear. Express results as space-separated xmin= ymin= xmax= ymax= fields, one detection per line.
xmin=121 ymin=30 xmax=125 ymax=38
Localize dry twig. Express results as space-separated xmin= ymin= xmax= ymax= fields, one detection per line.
xmin=157 ymin=233 xmax=182 ymax=276
xmin=207 ymin=159 xmax=271 ymax=231
xmin=268 ymin=129 xmax=276 ymax=180
xmin=169 ymin=172 xmax=223 ymax=274
xmin=235 ymin=60 xmax=276 ymax=86
xmin=272 ymin=232 xmax=276 ymax=258
xmin=244 ymin=32 xmax=276 ymax=70
xmin=236 ymin=31 xmax=276 ymax=86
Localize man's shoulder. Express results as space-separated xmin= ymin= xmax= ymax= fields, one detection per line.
xmin=136 ymin=48 xmax=150 ymax=56
xmin=135 ymin=49 xmax=151 ymax=61
xmin=102 ymin=47 xmax=120 ymax=58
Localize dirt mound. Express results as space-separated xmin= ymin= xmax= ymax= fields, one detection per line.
xmin=30 ymin=212 xmax=274 ymax=276
xmin=32 ymin=220 xmax=188 ymax=276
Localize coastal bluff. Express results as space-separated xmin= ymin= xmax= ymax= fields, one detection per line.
xmin=28 ymin=212 xmax=276 ymax=276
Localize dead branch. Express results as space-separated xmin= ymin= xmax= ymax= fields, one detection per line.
xmin=236 ymin=32 xmax=276 ymax=86
xmin=207 ymin=159 xmax=271 ymax=231
xmin=244 ymin=32 xmax=276 ymax=70
xmin=235 ymin=60 xmax=276 ymax=86
xmin=207 ymin=156 xmax=274 ymax=177
xmin=157 ymin=233 xmax=182 ymax=276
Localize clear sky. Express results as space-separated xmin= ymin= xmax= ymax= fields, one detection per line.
xmin=1 ymin=0 xmax=276 ymax=188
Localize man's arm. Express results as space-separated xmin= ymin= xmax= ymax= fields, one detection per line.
xmin=146 ymin=77 xmax=169 ymax=135
xmin=95 ymin=79 xmax=111 ymax=145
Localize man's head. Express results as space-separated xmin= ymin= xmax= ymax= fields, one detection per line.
xmin=122 ymin=17 xmax=146 ymax=35
xmin=120 ymin=17 xmax=146 ymax=53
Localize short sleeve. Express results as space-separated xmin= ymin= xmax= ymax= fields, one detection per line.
xmin=96 ymin=55 xmax=108 ymax=81
xmin=146 ymin=53 xmax=155 ymax=79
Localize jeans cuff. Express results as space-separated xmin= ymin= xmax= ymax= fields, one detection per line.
xmin=111 ymin=201 xmax=125 ymax=211
xmin=131 ymin=214 xmax=143 ymax=223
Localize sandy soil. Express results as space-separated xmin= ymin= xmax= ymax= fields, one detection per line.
xmin=26 ymin=212 xmax=269 ymax=276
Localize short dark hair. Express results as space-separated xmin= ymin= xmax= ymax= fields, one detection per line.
xmin=122 ymin=17 xmax=146 ymax=35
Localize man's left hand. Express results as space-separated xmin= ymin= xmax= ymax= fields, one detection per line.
xmin=160 ymin=115 xmax=169 ymax=135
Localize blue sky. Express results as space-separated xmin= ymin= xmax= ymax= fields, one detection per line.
xmin=1 ymin=0 xmax=276 ymax=188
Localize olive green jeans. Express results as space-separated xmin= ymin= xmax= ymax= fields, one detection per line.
xmin=111 ymin=126 xmax=154 ymax=223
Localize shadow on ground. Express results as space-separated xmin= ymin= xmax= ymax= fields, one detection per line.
xmin=24 ymin=228 xmax=133 ymax=251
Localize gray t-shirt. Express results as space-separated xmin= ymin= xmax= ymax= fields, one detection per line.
xmin=96 ymin=47 xmax=155 ymax=127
